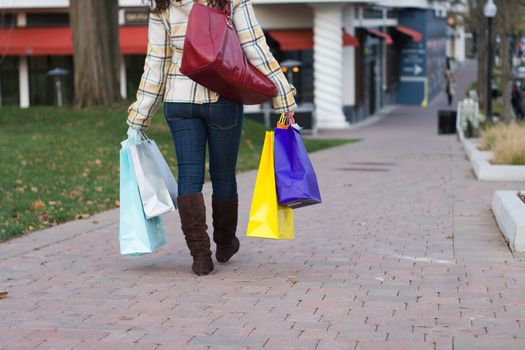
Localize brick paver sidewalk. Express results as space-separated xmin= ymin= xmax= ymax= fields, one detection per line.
xmin=1 ymin=62 xmax=525 ymax=350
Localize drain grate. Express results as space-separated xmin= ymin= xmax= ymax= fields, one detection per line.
xmin=347 ymin=161 xmax=397 ymax=166
xmin=337 ymin=167 xmax=390 ymax=172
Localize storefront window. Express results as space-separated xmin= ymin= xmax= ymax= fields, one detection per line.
xmin=29 ymin=56 xmax=73 ymax=106
xmin=125 ymin=55 xmax=147 ymax=100
xmin=26 ymin=13 xmax=69 ymax=27
xmin=280 ymin=50 xmax=313 ymax=104
xmin=0 ymin=13 xmax=16 ymax=27
xmin=0 ymin=57 xmax=20 ymax=106
xmin=264 ymin=32 xmax=313 ymax=104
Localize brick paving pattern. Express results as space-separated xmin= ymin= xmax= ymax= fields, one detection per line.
xmin=1 ymin=62 xmax=525 ymax=349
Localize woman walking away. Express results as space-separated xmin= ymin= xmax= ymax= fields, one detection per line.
xmin=126 ymin=0 xmax=296 ymax=276
xmin=444 ymin=57 xmax=455 ymax=107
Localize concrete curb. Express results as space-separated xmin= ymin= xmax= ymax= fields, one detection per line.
xmin=492 ymin=191 xmax=525 ymax=252
xmin=0 ymin=208 xmax=119 ymax=261
xmin=457 ymin=128 xmax=525 ymax=181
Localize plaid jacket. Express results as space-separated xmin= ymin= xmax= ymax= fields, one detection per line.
xmin=127 ymin=0 xmax=297 ymax=130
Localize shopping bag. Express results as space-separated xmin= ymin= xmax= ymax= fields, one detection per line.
xmin=247 ymin=131 xmax=294 ymax=240
xmin=129 ymin=133 xmax=175 ymax=219
xmin=145 ymin=139 xmax=178 ymax=209
xmin=274 ymin=115 xmax=321 ymax=209
xmin=119 ymin=129 xmax=167 ymax=255
xmin=130 ymin=134 xmax=178 ymax=213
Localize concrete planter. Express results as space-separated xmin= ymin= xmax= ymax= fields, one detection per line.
xmin=457 ymin=128 xmax=525 ymax=181
xmin=492 ymin=191 xmax=525 ymax=252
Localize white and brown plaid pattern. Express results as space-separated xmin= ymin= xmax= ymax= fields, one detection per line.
xmin=127 ymin=0 xmax=297 ymax=130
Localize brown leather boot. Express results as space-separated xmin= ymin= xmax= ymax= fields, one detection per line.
xmin=212 ymin=195 xmax=240 ymax=263
xmin=177 ymin=193 xmax=214 ymax=276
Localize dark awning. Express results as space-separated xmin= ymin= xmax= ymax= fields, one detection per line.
xmin=365 ymin=28 xmax=393 ymax=45
xmin=395 ymin=25 xmax=423 ymax=42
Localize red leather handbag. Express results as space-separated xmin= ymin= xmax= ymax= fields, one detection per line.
xmin=180 ymin=1 xmax=277 ymax=105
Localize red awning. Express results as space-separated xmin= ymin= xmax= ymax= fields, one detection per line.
xmin=120 ymin=26 xmax=148 ymax=54
xmin=268 ymin=29 xmax=359 ymax=51
xmin=365 ymin=28 xmax=393 ymax=45
xmin=343 ymin=30 xmax=360 ymax=47
xmin=395 ymin=25 xmax=422 ymax=43
xmin=0 ymin=27 xmax=72 ymax=55
xmin=0 ymin=26 xmax=148 ymax=56
xmin=268 ymin=30 xmax=313 ymax=51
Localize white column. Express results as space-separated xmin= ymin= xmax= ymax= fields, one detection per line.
xmin=17 ymin=12 xmax=27 ymax=27
xmin=312 ymin=4 xmax=349 ymax=129
xmin=17 ymin=12 xmax=30 ymax=108
xmin=343 ymin=6 xmax=356 ymax=107
xmin=19 ymin=57 xmax=30 ymax=108
xmin=455 ymin=26 xmax=466 ymax=63
xmin=120 ymin=56 xmax=127 ymax=99
xmin=118 ymin=9 xmax=125 ymax=25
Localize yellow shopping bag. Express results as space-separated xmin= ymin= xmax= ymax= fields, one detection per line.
xmin=247 ymin=131 xmax=294 ymax=240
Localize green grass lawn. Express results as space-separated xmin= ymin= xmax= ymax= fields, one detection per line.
xmin=0 ymin=104 xmax=357 ymax=241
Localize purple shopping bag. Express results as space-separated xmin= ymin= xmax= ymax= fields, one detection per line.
xmin=274 ymin=124 xmax=322 ymax=209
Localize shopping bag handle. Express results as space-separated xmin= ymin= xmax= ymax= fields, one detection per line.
xmin=126 ymin=127 xmax=150 ymax=145
xmin=276 ymin=112 xmax=295 ymax=129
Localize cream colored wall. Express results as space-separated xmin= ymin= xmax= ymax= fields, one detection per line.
xmin=253 ymin=4 xmax=313 ymax=29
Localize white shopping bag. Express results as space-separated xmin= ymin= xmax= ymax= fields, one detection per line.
xmin=144 ymin=139 xmax=178 ymax=209
xmin=119 ymin=128 xmax=167 ymax=255
xmin=128 ymin=132 xmax=176 ymax=219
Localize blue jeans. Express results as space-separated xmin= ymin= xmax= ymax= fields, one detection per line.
xmin=164 ymin=96 xmax=244 ymax=202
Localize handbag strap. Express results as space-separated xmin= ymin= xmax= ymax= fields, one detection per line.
xmin=222 ymin=0 xmax=233 ymax=22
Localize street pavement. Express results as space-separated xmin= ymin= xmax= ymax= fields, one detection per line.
xmin=1 ymin=62 xmax=525 ymax=349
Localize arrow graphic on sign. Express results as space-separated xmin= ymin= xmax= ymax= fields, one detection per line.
xmin=405 ymin=64 xmax=423 ymax=75
xmin=414 ymin=64 xmax=423 ymax=75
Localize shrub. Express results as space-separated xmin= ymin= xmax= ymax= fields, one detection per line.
xmin=479 ymin=123 xmax=506 ymax=150
xmin=480 ymin=123 xmax=525 ymax=165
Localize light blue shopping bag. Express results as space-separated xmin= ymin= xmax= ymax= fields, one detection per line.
xmin=119 ymin=129 xmax=167 ymax=256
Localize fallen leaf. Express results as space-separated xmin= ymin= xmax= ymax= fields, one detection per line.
xmin=15 ymin=179 xmax=23 ymax=185
xmin=354 ymin=220 xmax=367 ymax=226
xmin=30 ymin=186 xmax=38 ymax=193
xmin=37 ymin=212 xmax=49 ymax=224
xmin=287 ymin=275 xmax=298 ymax=285
xmin=375 ymin=277 xmax=385 ymax=282
xmin=95 ymin=186 xmax=103 ymax=192
xmin=92 ymin=220 xmax=99 ymax=224
xmin=95 ymin=159 xmax=102 ymax=166
xmin=76 ymin=213 xmax=90 ymax=219
xmin=31 ymin=200 xmax=45 ymax=210
xmin=244 ymin=139 xmax=254 ymax=149
xmin=68 ymin=190 xmax=81 ymax=199
xmin=48 ymin=201 xmax=57 ymax=206
xmin=0 ymin=291 xmax=8 ymax=299
xmin=15 ymin=187 xmax=24 ymax=193
xmin=114 ymin=200 xmax=120 ymax=208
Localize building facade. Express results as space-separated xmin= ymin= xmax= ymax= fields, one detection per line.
xmin=0 ymin=0 xmax=452 ymax=130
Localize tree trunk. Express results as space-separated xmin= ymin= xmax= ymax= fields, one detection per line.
xmin=495 ymin=0 xmax=522 ymax=122
xmin=499 ymin=29 xmax=511 ymax=122
xmin=467 ymin=0 xmax=487 ymax=108
xmin=70 ymin=0 xmax=121 ymax=107
xmin=477 ymin=29 xmax=487 ymax=109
